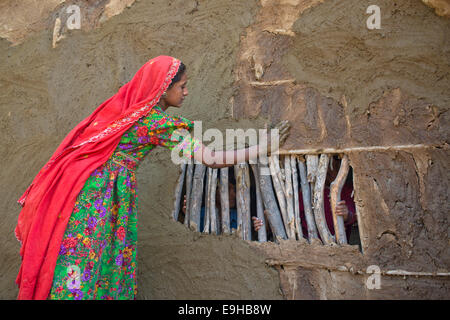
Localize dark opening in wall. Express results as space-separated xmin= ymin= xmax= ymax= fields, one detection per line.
xmin=172 ymin=154 xmax=361 ymax=250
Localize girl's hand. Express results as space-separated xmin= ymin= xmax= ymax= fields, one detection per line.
xmin=266 ymin=120 xmax=291 ymax=152
xmin=182 ymin=195 xmax=187 ymax=214
xmin=252 ymin=216 xmax=264 ymax=232
xmin=275 ymin=120 xmax=291 ymax=147
xmin=335 ymin=200 xmax=349 ymax=222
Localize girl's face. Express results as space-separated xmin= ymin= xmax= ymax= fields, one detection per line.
xmin=163 ymin=72 xmax=188 ymax=108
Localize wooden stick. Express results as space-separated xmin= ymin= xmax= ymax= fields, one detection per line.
xmin=283 ymin=155 xmax=297 ymax=240
xmin=189 ymin=164 xmax=206 ymax=232
xmin=313 ymin=154 xmax=335 ymax=245
xmin=172 ymin=163 xmax=187 ymax=221
xmin=297 ymin=156 xmax=319 ymax=240
xmin=330 ymin=155 xmax=349 ymax=245
xmin=249 ymin=79 xmax=296 ymax=87
xmin=290 ymin=156 xmax=304 ymax=240
xmin=272 ymin=154 xmax=287 ymax=196
xmin=184 ymin=163 xmax=194 ymax=227
xmin=257 ymin=162 xmax=288 ymax=240
xmin=203 ymin=167 xmax=212 ymax=233
xmin=210 ymin=168 xmax=219 ymax=235
xmin=235 ymin=163 xmax=252 ymax=240
xmin=184 ymin=161 xmax=194 ymax=227
xmin=269 ymin=155 xmax=294 ymax=239
xmin=219 ymin=168 xmax=231 ymax=235
xmin=306 ymin=155 xmax=318 ymax=184
xmin=277 ymin=143 xmax=441 ymax=155
xmin=305 ymin=155 xmax=319 ymax=236
xmin=234 ymin=165 xmax=242 ymax=238
xmin=250 ymin=164 xmax=267 ymax=242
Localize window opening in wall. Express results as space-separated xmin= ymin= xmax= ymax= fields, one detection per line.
xmin=172 ymin=154 xmax=361 ymax=251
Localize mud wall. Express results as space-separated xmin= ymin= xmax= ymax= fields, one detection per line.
xmin=0 ymin=0 xmax=280 ymax=300
xmin=234 ymin=0 xmax=449 ymax=299
xmin=0 ymin=0 xmax=448 ymax=299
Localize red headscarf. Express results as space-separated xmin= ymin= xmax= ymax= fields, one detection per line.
xmin=15 ymin=55 xmax=181 ymax=300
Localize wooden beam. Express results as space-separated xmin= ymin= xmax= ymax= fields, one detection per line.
xmin=269 ymin=155 xmax=294 ymax=239
xmin=290 ymin=156 xmax=304 ymax=240
xmin=210 ymin=168 xmax=219 ymax=235
xmin=297 ymin=156 xmax=319 ymax=241
xmin=235 ymin=163 xmax=252 ymax=240
xmin=313 ymin=154 xmax=335 ymax=245
xmin=219 ymin=168 xmax=230 ymax=235
xmin=257 ymin=162 xmax=288 ymax=240
xmin=189 ymin=164 xmax=206 ymax=232
xmin=183 ymin=163 xmax=194 ymax=227
xmin=277 ymin=144 xmax=441 ymax=155
xmin=251 ymin=164 xmax=267 ymax=242
xmin=283 ymin=155 xmax=297 ymax=239
xmin=203 ymin=167 xmax=212 ymax=233
xmin=330 ymin=155 xmax=350 ymax=245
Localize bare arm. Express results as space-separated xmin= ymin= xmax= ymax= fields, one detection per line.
xmin=193 ymin=144 xmax=261 ymax=168
xmin=192 ymin=121 xmax=290 ymax=168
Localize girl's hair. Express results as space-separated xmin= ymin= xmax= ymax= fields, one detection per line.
xmin=168 ymin=62 xmax=186 ymax=88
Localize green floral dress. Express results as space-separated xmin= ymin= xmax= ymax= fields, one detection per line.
xmin=49 ymin=106 xmax=199 ymax=300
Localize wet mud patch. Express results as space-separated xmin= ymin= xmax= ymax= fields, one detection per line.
xmin=283 ymin=0 xmax=450 ymax=117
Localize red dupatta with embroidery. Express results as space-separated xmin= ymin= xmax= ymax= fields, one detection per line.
xmin=15 ymin=55 xmax=181 ymax=300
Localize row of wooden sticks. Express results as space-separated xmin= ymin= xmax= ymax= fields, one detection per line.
xmin=172 ymin=154 xmax=351 ymax=245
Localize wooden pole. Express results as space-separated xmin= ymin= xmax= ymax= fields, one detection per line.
xmin=297 ymin=156 xmax=319 ymax=240
xmin=235 ymin=163 xmax=251 ymax=240
xmin=250 ymin=164 xmax=267 ymax=242
xmin=272 ymin=154 xmax=287 ymax=196
xmin=277 ymin=143 xmax=440 ymax=155
xmin=184 ymin=163 xmax=194 ymax=227
xmin=203 ymin=167 xmax=212 ymax=233
xmin=330 ymin=155 xmax=349 ymax=245
xmin=257 ymin=162 xmax=288 ymax=240
xmin=210 ymin=168 xmax=219 ymax=235
xmin=172 ymin=163 xmax=187 ymax=221
xmin=290 ymin=156 xmax=304 ymax=240
xmin=189 ymin=164 xmax=206 ymax=232
xmin=306 ymin=155 xmax=318 ymax=221
xmin=219 ymin=168 xmax=231 ymax=235
xmin=269 ymin=155 xmax=294 ymax=239
xmin=313 ymin=154 xmax=335 ymax=245
xmin=306 ymin=155 xmax=318 ymax=186
xmin=283 ymin=155 xmax=297 ymax=240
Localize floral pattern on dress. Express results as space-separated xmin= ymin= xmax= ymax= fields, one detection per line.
xmin=49 ymin=106 xmax=198 ymax=300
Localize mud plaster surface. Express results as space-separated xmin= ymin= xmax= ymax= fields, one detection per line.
xmin=232 ymin=0 xmax=449 ymax=299
xmin=0 ymin=0 xmax=282 ymax=299
xmin=279 ymin=2 xmax=449 ymax=278
xmin=283 ymin=0 xmax=450 ymax=117
xmin=1 ymin=0 xmax=449 ymax=300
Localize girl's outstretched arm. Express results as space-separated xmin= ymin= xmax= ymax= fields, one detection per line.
xmin=193 ymin=120 xmax=291 ymax=168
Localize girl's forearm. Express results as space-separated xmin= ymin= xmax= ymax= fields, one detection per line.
xmin=194 ymin=143 xmax=267 ymax=168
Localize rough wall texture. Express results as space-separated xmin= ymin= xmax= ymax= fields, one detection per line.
xmin=0 ymin=0 xmax=281 ymax=300
xmin=0 ymin=0 xmax=448 ymax=299
xmin=234 ymin=0 xmax=449 ymax=299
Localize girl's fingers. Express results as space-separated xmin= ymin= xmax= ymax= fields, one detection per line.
xmin=274 ymin=120 xmax=290 ymax=132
